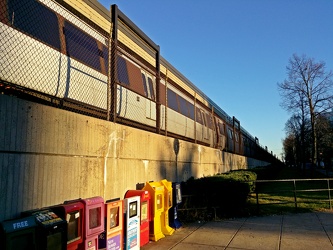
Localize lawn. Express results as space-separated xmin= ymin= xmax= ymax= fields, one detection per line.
xmin=248 ymin=166 xmax=333 ymax=215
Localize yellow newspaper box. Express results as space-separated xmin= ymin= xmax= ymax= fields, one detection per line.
xmin=142 ymin=181 xmax=165 ymax=242
xmin=160 ymin=179 xmax=175 ymax=235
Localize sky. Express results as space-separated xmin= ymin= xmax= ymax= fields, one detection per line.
xmin=98 ymin=0 xmax=333 ymax=160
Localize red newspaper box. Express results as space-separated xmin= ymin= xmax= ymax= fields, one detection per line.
xmin=124 ymin=190 xmax=151 ymax=247
xmin=52 ymin=201 xmax=85 ymax=250
xmin=79 ymin=196 xmax=105 ymax=250
xmin=99 ymin=198 xmax=124 ymax=250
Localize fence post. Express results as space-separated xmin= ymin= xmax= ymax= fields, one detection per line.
xmin=327 ymin=179 xmax=332 ymax=210
xmin=109 ymin=5 xmax=118 ymax=123
xmin=293 ymin=180 xmax=297 ymax=210
xmin=256 ymin=185 xmax=260 ymax=214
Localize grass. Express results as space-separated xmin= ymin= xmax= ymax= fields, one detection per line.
xmin=247 ymin=166 xmax=333 ymax=215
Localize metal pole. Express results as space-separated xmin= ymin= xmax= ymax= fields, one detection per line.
xmin=293 ymin=180 xmax=297 ymax=210
xmin=327 ymin=179 xmax=332 ymax=209
xmin=110 ymin=4 xmax=118 ymax=123
xmin=165 ymin=68 xmax=168 ymax=137
xmin=155 ymin=47 xmax=160 ymax=134
xmin=107 ymin=8 xmax=113 ymax=121
xmin=256 ymin=186 xmax=259 ymax=214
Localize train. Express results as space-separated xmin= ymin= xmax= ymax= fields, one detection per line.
xmin=0 ymin=0 xmax=277 ymax=163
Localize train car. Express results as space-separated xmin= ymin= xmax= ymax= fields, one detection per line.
xmin=0 ymin=0 xmax=276 ymax=162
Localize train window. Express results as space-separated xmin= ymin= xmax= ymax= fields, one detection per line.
xmin=167 ymin=89 xmax=179 ymax=111
xmin=103 ymin=46 xmax=109 ymax=72
xmin=141 ymin=73 xmax=155 ymax=100
xmin=218 ymin=121 xmax=225 ymax=135
xmin=141 ymin=73 xmax=148 ymax=97
xmin=117 ymin=56 xmax=129 ymax=85
xmin=205 ymin=113 xmax=213 ymax=129
xmin=148 ymin=77 xmax=155 ymax=100
xmin=196 ymin=108 xmax=204 ymax=125
xmin=188 ymin=103 xmax=195 ymax=120
xmin=233 ymin=118 xmax=240 ymax=130
xmin=178 ymin=96 xmax=189 ymax=117
xmin=235 ymin=133 xmax=239 ymax=142
xmin=159 ymin=82 xmax=166 ymax=105
xmin=228 ymin=128 xmax=233 ymax=140
xmin=242 ymin=137 xmax=246 ymax=145
xmin=8 ymin=0 xmax=60 ymax=50
xmin=64 ymin=21 xmax=101 ymax=72
xmin=202 ymin=112 xmax=207 ymax=126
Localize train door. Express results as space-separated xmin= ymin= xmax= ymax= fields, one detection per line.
xmin=201 ymin=110 xmax=209 ymax=140
xmin=233 ymin=117 xmax=240 ymax=154
xmin=216 ymin=118 xmax=226 ymax=150
xmin=227 ymin=127 xmax=234 ymax=152
xmin=141 ymin=72 xmax=156 ymax=120
xmin=159 ymin=79 xmax=166 ymax=130
xmin=234 ymin=131 xmax=240 ymax=154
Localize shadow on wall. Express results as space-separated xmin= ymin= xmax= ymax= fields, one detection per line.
xmin=156 ymin=138 xmax=196 ymax=184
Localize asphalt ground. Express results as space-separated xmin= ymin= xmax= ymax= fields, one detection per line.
xmin=142 ymin=211 xmax=333 ymax=250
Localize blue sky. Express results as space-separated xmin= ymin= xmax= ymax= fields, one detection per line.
xmin=99 ymin=0 xmax=333 ymax=160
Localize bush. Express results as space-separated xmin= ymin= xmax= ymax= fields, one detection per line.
xmin=180 ymin=170 xmax=257 ymax=219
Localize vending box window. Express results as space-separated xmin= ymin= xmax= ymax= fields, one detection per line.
xmin=51 ymin=200 xmax=84 ymax=250
xmin=79 ymin=196 xmax=105 ymax=250
xmin=99 ymin=198 xmax=123 ymax=250
xmin=125 ymin=190 xmax=151 ymax=247
xmin=0 ymin=216 xmax=37 ymax=250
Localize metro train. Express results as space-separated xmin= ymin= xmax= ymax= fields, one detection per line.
xmin=0 ymin=0 xmax=276 ymax=163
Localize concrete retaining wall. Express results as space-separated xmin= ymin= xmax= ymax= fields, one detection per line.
xmin=0 ymin=95 xmax=268 ymax=221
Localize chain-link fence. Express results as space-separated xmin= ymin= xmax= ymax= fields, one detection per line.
xmin=0 ymin=0 xmax=161 ymax=132
xmin=0 ymin=0 xmax=280 ymax=164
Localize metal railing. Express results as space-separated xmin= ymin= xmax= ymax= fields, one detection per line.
xmin=254 ymin=178 xmax=333 ymax=212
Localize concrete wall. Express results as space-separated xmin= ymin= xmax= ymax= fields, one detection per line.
xmin=0 ymin=95 xmax=268 ymax=221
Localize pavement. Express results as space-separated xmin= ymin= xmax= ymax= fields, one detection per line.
xmin=142 ymin=211 xmax=333 ymax=249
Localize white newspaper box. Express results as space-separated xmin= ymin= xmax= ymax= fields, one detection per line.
xmin=124 ymin=196 xmax=140 ymax=250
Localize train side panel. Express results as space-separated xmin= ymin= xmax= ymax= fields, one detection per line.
xmin=0 ymin=23 xmax=67 ymax=97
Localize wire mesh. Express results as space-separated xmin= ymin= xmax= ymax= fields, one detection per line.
xmin=0 ymin=0 xmax=160 ymax=132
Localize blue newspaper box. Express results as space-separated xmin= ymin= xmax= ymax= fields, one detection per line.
xmin=169 ymin=182 xmax=182 ymax=229
xmin=0 ymin=216 xmax=37 ymax=250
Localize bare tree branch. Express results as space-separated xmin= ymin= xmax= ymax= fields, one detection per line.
xmin=278 ymin=54 xmax=333 ymax=168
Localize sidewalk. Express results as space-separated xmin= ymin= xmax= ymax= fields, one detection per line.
xmin=142 ymin=211 xmax=333 ymax=249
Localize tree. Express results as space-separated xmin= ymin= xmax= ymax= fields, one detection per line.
xmin=316 ymin=114 xmax=333 ymax=166
xmin=283 ymin=114 xmax=312 ymax=169
xmin=283 ymin=134 xmax=296 ymax=167
xmin=278 ymin=54 xmax=333 ymax=168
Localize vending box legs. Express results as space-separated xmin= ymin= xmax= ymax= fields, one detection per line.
xmin=0 ymin=216 xmax=37 ymax=250
xmin=99 ymin=198 xmax=123 ymax=250
xmin=124 ymin=190 xmax=151 ymax=247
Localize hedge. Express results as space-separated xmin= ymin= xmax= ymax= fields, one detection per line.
xmin=180 ymin=170 xmax=257 ymax=218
